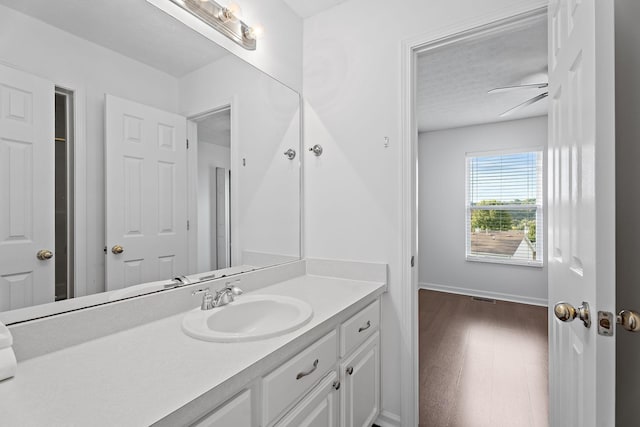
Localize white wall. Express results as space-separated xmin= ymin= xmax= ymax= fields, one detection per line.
xmin=615 ymin=0 xmax=640 ymax=423
xmin=231 ymin=0 xmax=303 ymax=92
xmin=197 ymin=142 xmax=231 ymax=272
xmin=418 ymin=117 xmax=548 ymax=305
xmin=302 ymin=0 xmax=546 ymax=419
xmin=0 ymin=5 xmax=180 ymax=296
xmin=180 ymin=54 xmax=301 ymax=266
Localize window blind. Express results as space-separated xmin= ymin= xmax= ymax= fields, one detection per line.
xmin=466 ymin=150 xmax=543 ymax=266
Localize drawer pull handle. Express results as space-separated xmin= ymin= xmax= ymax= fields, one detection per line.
xmin=358 ymin=320 xmax=371 ymax=333
xmin=296 ymin=359 xmax=319 ymax=380
xmin=333 ymin=380 xmax=341 ymax=390
xmin=346 ymin=366 xmax=354 ymax=375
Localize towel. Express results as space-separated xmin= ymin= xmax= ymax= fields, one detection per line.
xmin=0 ymin=321 xmax=16 ymax=381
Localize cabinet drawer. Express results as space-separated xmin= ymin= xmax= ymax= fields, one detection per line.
xmin=262 ymin=330 xmax=338 ymax=426
xmin=340 ymin=299 xmax=380 ymax=357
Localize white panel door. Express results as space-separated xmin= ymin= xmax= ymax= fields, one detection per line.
xmin=547 ymin=1 xmax=615 ymax=426
xmin=105 ymin=94 xmax=188 ymax=290
xmin=0 ymin=64 xmax=54 ymax=311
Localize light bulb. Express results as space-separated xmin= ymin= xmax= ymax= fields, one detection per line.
xmin=218 ymin=3 xmax=242 ymax=23
xmin=244 ymin=24 xmax=264 ymax=41
xmin=227 ymin=2 xmax=242 ymax=18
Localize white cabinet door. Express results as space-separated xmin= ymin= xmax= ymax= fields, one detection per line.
xmin=104 ymin=94 xmax=188 ymax=290
xmin=547 ymin=1 xmax=616 ymax=425
xmin=275 ymin=372 xmax=340 ymax=427
xmin=340 ymin=332 xmax=379 ymax=427
xmin=0 ymin=63 xmax=54 ymax=310
xmin=192 ymin=389 xmax=252 ymax=427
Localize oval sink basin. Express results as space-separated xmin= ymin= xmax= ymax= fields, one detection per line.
xmin=182 ymin=295 xmax=313 ymax=342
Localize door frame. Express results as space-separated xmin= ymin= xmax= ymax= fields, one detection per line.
xmin=186 ymin=96 xmax=239 ymax=275
xmin=398 ymin=3 xmax=548 ymax=425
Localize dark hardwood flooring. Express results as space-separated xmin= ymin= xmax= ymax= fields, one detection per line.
xmin=419 ymin=290 xmax=548 ymax=427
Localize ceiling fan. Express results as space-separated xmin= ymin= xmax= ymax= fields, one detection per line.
xmin=488 ymin=82 xmax=548 ymax=117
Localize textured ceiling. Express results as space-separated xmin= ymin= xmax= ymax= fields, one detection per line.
xmin=416 ymin=17 xmax=548 ymax=133
xmin=282 ymin=0 xmax=350 ymax=18
xmin=197 ymin=109 xmax=231 ymax=147
xmin=0 ymin=0 xmax=229 ymax=77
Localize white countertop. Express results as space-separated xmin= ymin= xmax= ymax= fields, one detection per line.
xmin=0 ymin=274 xmax=385 ymax=426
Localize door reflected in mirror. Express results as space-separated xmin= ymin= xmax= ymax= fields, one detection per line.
xmin=0 ymin=0 xmax=301 ymax=323
xmin=194 ymin=108 xmax=232 ymax=273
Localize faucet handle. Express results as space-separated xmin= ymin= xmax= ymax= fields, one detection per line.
xmin=226 ymin=280 xmax=243 ymax=296
xmin=192 ymin=288 xmax=214 ymax=310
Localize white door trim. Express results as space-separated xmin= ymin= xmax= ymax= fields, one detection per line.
xmin=399 ymin=2 xmax=547 ymax=425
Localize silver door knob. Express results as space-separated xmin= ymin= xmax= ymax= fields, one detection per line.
xmin=618 ymin=310 xmax=640 ymax=332
xmin=111 ymin=245 xmax=124 ymax=255
xmin=554 ymin=301 xmax=591 ymax=328
xmin=36 ymin=249 xmax=53 ymax=260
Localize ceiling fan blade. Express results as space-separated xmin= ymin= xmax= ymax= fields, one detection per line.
xmin=499 ymin=92 xmax=549 ymax=117
xmin=488 ymin=82 xmax=549 ymax=94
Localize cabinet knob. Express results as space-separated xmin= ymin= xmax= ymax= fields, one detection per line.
xmin=332 ymin=380 xmax=340 ymax=390
xmin=346 ymin=366 xmax=354 ymax=375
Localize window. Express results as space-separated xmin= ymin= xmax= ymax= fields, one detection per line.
xmin=466 ymin=150 xmax=543 ymax=266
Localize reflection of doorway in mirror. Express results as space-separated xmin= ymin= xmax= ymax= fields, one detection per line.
xmin=54 ymin=88 xmax=75 ymax=302
xmin=194 ymin=108 xmax=232 ymax=273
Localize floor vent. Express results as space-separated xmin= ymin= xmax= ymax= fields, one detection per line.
xmin=471 ymin=296 xmax=497 ymax=304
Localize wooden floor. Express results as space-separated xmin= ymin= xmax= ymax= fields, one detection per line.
xmin=419 ymin=290 xmax=548 ymax=427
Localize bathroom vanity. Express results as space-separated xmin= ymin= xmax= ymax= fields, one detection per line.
xmin=0 ymin=259 xmax=386 ymax=426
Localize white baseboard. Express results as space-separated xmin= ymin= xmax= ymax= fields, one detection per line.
xmin=418 ymin=282 xmax=548 ymax=307
xmin=375 ymin=410 xmax=401 ymax=427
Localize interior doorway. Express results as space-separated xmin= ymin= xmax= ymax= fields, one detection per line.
xmin=413 ymin=10 xmax=549 ymax=426
xmin=188 ymin=107 xmax=232 ymax=274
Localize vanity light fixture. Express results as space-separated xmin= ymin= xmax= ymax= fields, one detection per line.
xmin=165 ymin=0 xmax=259 ymax=50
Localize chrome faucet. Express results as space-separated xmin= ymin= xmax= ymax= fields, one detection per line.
xmin=214 ymin=282 xmax=244 ymax=307
xmin=192 ymin=281 xmax=243 ymax=311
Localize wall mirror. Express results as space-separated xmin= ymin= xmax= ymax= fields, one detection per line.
xmin=0 ymin=0 xmax=301 ymax=324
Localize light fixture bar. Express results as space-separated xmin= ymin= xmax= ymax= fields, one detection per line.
xmin=167 ymin=0 xmax=256 ymax=50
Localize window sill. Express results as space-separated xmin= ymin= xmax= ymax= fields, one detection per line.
xmin=465 ymin=255 xmax=544 ymax=268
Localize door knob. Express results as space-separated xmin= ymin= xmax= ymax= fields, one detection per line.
xmin=36 ymin=249 xmax=53 ymax=260
xmin=617 ymin=310 xmax=640 ymax=332
xmin=554 ymin=301 xmax=591 ymax=328
xmin=111 ymin=245 xmax=124 ymax=255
